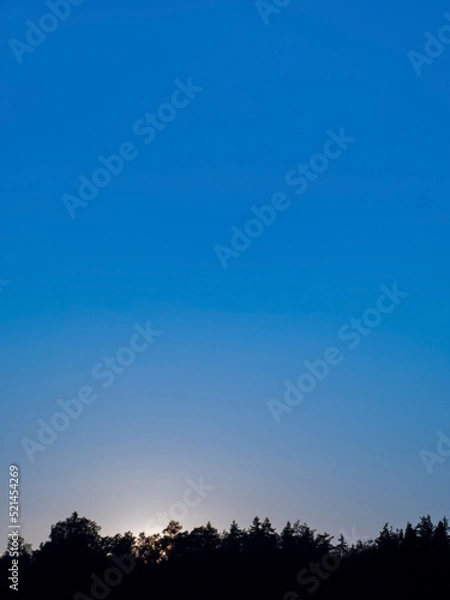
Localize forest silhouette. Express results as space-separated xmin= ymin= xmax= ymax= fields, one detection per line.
xmin=2 ymin=512 xmax=450 ymax=599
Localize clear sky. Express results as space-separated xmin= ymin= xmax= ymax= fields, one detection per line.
xmin=1 ymin=0 xmax=450 ymax=550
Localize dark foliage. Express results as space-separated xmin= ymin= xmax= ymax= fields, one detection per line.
xmin=2 ymin=512 xmax=449 ymax=599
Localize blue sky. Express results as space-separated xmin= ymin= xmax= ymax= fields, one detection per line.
xmin=1 ymin=0 xmax=450 ymax=549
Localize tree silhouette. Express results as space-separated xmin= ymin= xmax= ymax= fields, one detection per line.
xmin=1 ymin=512 xmax=449 ymax=599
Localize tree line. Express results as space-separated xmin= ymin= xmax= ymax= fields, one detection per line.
xmin=1 ymin=512 xmax=449 ymax=599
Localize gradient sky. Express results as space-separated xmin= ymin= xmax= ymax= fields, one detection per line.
xmin=1 ymin=0 xmax=450 ymax=551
